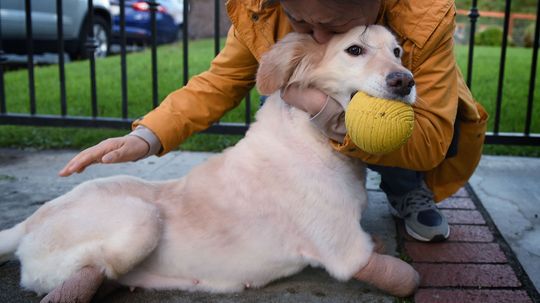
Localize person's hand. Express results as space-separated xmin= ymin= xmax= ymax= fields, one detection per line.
xmin=58 ymin=135 xmax=150 ymax=177
xmin=281 ymin=84 xmax=328 ymax=116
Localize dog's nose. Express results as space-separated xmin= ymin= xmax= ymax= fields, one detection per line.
xmin=386 ymin=72 xmax=415 ymax=96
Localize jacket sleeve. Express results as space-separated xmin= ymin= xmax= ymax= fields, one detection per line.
xmin=332 ymin=8 xmax=458 ymax=172
xmin=132 ymin=26 xmax=259 ymax=155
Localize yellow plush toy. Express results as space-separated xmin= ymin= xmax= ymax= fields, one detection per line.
xmin=345 ymin=92 xmax=415 ymax=155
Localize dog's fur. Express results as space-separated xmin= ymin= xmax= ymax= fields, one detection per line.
xmin=0 ymin=25 xmax=418 ymax=301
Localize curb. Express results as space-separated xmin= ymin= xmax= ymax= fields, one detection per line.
xmin=466 ymin=183 xmax=540 ymax=303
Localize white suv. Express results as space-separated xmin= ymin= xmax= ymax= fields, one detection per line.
xmin=0 ymin=0 xmax=112 ymax=59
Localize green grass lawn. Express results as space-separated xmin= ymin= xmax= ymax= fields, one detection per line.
xmin=1 ymin=41 xmax=539 ymax=156
xmin=455 ymin=45 xmax=540 ymax=156
xmin=0 ymin=39 xmax=256 ymax=151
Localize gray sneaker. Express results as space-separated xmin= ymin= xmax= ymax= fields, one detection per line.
xmin=387 ymin=185 xmax=450 ymax=242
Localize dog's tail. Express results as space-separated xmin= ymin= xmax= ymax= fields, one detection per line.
xmin=0 ymin=223 xmax=25 ymax=263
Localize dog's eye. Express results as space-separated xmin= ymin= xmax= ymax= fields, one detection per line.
xmin=345 ymin=45 xmax=364 ymax=56
xmin=393 ymin=47 xmax=401 ymax=58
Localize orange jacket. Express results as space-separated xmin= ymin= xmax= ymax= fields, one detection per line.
xmin=133 ymin=0 xmax=488 ymax=201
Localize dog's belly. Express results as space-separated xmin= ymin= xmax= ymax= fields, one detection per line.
xmin=119 ymin=239 xmax=307 ymax=293
xmin=119 ymin=195 xmax=314 ymax=292
xmin=17 ymin=175 xmax=165 ymax=294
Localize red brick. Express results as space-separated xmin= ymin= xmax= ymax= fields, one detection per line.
xmin=452 ymin=187 xmax=470 ymax=197
xmin=438 ymin=197 xmax=476 ymax=209
xmin=442 ymin=209 xmax=486 ymax=225
xmin=415 ymin=289 xmax=532 ymax=303
xmin=448 ymin=225 xmax=494 ymax=242
xmin=414 ymin=263 xmax=521 ymax=287
xmin=405 ymin=242 xmax=506 ymax=263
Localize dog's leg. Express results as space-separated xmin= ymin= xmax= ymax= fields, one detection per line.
xmin=353 ymin=252 xmax=419 ymax=297
xmin=18 ymin=190 xmax=163 ymax=295
xmin=39 ymin=265 xmax=104 ymax=303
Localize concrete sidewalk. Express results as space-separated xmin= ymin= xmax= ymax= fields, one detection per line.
xmin=469 ymin=156 xmax=540 ymax=299
xmin=0 ymin=149 xmax=539 ymax=302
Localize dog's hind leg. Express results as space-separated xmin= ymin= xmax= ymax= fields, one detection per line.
xmin=39 ymin=265 xmax=104 ymax=303
xmin=18 ymin=194 xmax=162 ymax=296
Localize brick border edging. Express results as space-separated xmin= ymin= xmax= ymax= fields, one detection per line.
xmin=394 ymin=184 xmax=540 ymax=303
xmin=464 ymin=183 xmax=540 ymax=302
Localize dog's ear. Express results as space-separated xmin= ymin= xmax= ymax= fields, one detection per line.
xmin=256 ymin=33 xmax=323 ymax=95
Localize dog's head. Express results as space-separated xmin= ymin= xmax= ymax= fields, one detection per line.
xmin=256 ymin=25 xmax=416 ymax=108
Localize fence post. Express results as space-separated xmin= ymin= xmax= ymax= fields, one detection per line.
xmin=147 ymin=0 xmax=159 ymax=108
xmin=182 ymin=0 xmax=189 ymax=85
xmin=466 ymin=0 xmax=479 ymax=89
xmin=0 ymin=0 xmax=6 ymax=114
xmin=494 ymin=0 xmax=513 ymax=134
xmin=120 ymin=0 xmax=128 ymax=119
xmin=85 ymin=0 xmax=99 ymax=117
xmin=25 ymin=0 xmax=36 ymax=115
xmin=525 ymin=0 xmax=540 ymax=135
xmin=56 ymin=0 xmax=67 ymax=116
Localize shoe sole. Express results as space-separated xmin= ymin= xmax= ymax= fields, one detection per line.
xmin=405 ymin=224 xmax=449 ymax=242
xmin=388 ymin=204 xmax=450 ymax=242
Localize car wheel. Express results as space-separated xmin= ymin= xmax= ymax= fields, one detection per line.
xmin=92 ymin=17 xmax=110 ymax=58
xmin=73 ymin=15 xmax=110 ymax=60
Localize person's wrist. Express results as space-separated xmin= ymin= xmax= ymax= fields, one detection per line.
xmin=281 ymin=85 xmax=328 ymax=115
xmin=128 ymin=126 xmax=162 ymax=158
xmin=126 ymin=135 xmax=150 ymax=158
xmin=304 ymin=89 xmax=328 ymax=116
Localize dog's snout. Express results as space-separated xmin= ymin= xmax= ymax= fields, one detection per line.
xmin=386 ymin=72 xmax=415 ymax=97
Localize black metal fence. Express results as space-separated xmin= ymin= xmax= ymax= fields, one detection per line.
xmin=0 ymin=0 xmax=249 ymax=135
xmin=466 ymin=0 xmax=539 ymax=145
xmin=0 ymin=0 xmax=538 ymax=145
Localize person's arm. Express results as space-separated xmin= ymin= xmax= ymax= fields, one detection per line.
xmin=59 ymin=25 xmax=259 ymax=176
xmin=133 ymin=26 xmax=260 ymax=155
xmin=332 ymin=10 xmax=459 ymax=171
xmin=58 ymin=135 xmax=150 ymax=176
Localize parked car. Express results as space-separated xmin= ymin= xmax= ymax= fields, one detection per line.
xmin=0 ymin=0 xmax=113 ymax=59
xmin=159 ymin=0 xmax=186 ymax=28
xmin=110 ymin=0 xmax=180 ymax=45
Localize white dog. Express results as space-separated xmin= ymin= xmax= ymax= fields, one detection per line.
xmin=0 ymin=25 xmax=419 ymax=303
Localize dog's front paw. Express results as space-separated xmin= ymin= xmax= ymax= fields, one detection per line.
xmin=354 ymin=253 xmax=419 ymax=297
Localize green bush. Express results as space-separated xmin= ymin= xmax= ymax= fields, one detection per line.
xmin=475 ymin=27 xmax=504 ymax=46
xmin=523 ymin=23 xmax=538 ymax=48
